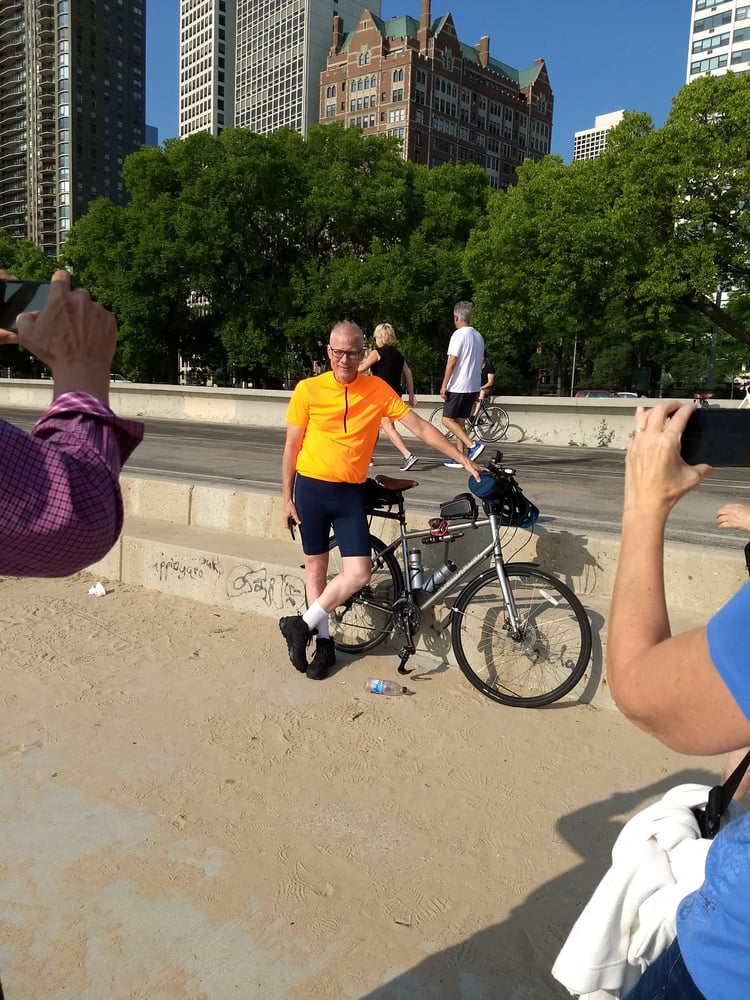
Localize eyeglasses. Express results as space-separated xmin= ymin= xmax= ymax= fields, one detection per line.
xmin=328 ymin=347 xmax=363 ymax=361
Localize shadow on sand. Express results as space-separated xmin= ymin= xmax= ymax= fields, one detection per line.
xmin=357 ymin=768 xmax=717 ymax=1000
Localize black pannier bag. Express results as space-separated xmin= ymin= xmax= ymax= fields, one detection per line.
xmin=439 ymin=492 xmax=478 ymax=522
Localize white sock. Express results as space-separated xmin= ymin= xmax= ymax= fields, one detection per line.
xmin=316 ymin=616 xmax=330 ymax=640
xmin=303 ymin=601 xmax=329 ymax=635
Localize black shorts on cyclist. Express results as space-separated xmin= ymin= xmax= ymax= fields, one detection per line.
xmin=293 ymin=474 xmax=370 ymax=557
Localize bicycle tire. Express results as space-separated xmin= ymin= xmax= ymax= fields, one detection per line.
xmin=327 ymin=534 xmax=403 ymax=653
xmin=475 ymin=403 xmax=510 ymax=443
xmin=451 ymin=566 xmax=591 ymax=707
xmin=428 ymin=403 xmax=454 ymax=440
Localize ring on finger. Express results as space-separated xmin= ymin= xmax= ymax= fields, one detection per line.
xmin=628 ymin=427 xmax=646 ymax=438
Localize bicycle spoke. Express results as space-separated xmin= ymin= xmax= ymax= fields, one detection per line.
xmin=452 ymin=570 xmax=591 ymax=707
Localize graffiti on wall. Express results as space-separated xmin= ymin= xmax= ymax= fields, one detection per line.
xmin=226 ymin=564 xmax=305 ymax=610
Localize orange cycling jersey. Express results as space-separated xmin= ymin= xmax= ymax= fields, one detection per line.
xmin=286 ymin=371 xmax=410 ymax=483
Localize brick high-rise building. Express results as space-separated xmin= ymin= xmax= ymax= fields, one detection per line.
xmin=0 ymin=0 xmax=146 ymax=255
xmin=320 ymin=0 xmax=553 ymax=189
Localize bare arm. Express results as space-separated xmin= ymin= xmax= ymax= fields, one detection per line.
xmin=608 ymin=402 xmax=750 ymax=754
xmin=399 ymin=410 xmax=481 ymax=481
xmin=440 ymin=355 xmax=458 ymax=400
xmin=281 ymin=423 xmax=305 ymax=524
xmin=357 ymin=349 xmax=380 ymax=374
xmin=402 ymin=360 xmax=416 ymax=406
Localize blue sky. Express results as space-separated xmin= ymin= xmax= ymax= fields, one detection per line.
xmin=146 ymin=0 xmax=691 ymax=160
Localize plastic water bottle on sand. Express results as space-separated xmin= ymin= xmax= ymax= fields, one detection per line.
xmin=364 ymin=678 xmax=407 ymax=696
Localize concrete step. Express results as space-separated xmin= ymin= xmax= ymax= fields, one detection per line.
xmin=91 ymin=508 xmax=713 ymax=711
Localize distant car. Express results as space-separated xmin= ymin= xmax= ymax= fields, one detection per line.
xmin=616 ymin=391 xmax=639 ymax=399
xmin=110 ymin=373 xmax=132 ymax=382
xmin=574 ymin=389 xmax=615 ymax=398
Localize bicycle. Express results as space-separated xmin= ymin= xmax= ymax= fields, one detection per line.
xmin=326 ymin=453 xmax=592 ymax=707
xmin=428 ymin=396 xmax=510 ymax=443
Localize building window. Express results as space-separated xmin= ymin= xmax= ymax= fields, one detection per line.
xmin=326 ymin=104 xmax=336 ymax=117
xmin=392 ymin=88 xmax=403 ymax=102
xmin=392 ymin=68 xmax=403 ymax=82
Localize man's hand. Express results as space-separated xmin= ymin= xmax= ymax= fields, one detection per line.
xmin=8 ymin=269 xmax=116 ymax=405
xmin=284 ymin=499 xmax=300 ymax=527
xmin=462 ymin=457 xmax=483 ymax=482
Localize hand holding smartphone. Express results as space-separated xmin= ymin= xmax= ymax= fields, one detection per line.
xmin=680 ymin=408 xmax=750 ymax=467
xmin=0 ymin=280 xmax=52 ymax=332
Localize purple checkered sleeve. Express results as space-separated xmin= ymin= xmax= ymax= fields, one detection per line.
xmin=0 ymin=392 xmax=144 ymax=577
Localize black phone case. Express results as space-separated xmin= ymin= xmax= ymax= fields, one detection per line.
xmin=680 ymin=409 xmax=750 ymax=467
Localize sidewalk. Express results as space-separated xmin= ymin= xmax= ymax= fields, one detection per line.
xmin=0 ymin=571 xmax=723 ymax=1000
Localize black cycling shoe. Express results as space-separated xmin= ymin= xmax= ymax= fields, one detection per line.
xmin=279 ymin=615 xmax=315 ymax=672
xmin=306 ymin=637 xmax=336 ymax=680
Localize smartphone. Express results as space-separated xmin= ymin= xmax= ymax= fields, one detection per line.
xmin=0 ymin=280 xmax=51 ymax=332
xmin=680 ymin=408 xmax=750 ymax=467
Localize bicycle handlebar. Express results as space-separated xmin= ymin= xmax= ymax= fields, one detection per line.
xmin=485 ymin=451 xmax=517 ymax=481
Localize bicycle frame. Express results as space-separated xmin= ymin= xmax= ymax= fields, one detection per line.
xmin=369 ymin=503 xmax=528 ymax=630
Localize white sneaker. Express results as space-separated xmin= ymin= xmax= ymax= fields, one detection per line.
xmin=467 ymin=441 xmax=485 ymax=461
xmin=399 ymin=454 xmax=418 ymax=472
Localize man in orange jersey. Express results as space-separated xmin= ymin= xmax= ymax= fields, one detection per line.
xmin=280 ymin=320 xmax=481 ymax=680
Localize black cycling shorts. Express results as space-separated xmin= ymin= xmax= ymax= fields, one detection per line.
xmin=293 ymin=474 xmax=370 ymax=557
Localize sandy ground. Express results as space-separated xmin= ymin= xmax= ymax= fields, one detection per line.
xmin=0 ymin=571 xmax=723 ymax=1000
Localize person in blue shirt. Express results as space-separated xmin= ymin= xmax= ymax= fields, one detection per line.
xmin=608 ymin=401 xmax=750 ymax=1000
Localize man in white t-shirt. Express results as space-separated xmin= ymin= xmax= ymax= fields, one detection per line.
xmin=439 ymin=300 xmax=485 ymax=468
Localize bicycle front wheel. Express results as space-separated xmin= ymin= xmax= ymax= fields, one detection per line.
xmin=428 ymin=403 xmax=453 ymax=440
xmin=327 ymin=535 xmax=403 ymax=653
xmin=475 ymin=403 xmax=510 ymax=442
xmin=451 ymin=567 xmax=591 ymax=707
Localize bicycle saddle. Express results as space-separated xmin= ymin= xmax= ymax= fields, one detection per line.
xmin=375 ymin=475 xmax=419 ymax=492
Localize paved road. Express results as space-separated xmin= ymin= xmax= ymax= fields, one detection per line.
xmin=4 ymin=405 xmax=750 ymax=551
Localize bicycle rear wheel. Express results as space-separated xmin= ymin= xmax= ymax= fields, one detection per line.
xmin=327 ymin=535 xmax=403 ymax=653
xmin=475 ymin=403 xmax=510 ymax=442
xmin=451 ymin=566 xmax=591 ymax=707
xmin=428 ymin=403 xmax=453 ymax=440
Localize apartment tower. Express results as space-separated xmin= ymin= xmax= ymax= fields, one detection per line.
xmin=179 ymin=0 xmax=236 ymax=136
xmin=0 ymin=0 xmax=145 ymax=255
xmin=233 ymin=0 xmax=381 ymax=136
xmin=572 ymin=110 xmax=625 ymax=161
xmin=320 ymin=0 xmax=553 ymax=189
xmin=687 ymin=1 xmax=750 ymax=81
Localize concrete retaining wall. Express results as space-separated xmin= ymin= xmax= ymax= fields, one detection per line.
xmin=0 ymin=379 xmax=727 ymax=452
xmin=111 ymin=475 xmax=743 ymax=612
xmin=83 ymin=475 xmax=741 ymax=708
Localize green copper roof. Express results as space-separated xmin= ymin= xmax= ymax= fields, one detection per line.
xmin=337 ymin=9 xmax=543 ymax=84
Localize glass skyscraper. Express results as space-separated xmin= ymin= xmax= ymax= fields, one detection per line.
xmin=0 ymin=0 xmax=146 ymax=255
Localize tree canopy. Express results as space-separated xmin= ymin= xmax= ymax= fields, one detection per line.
xmin=3 ymin=73 xmax=750 ymax=395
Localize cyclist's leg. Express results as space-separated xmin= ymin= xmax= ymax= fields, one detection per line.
xmin=472 ymin=388 xmax=486 ymax=418
xmin=314 ymin=481 xmax=372 ymax=614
